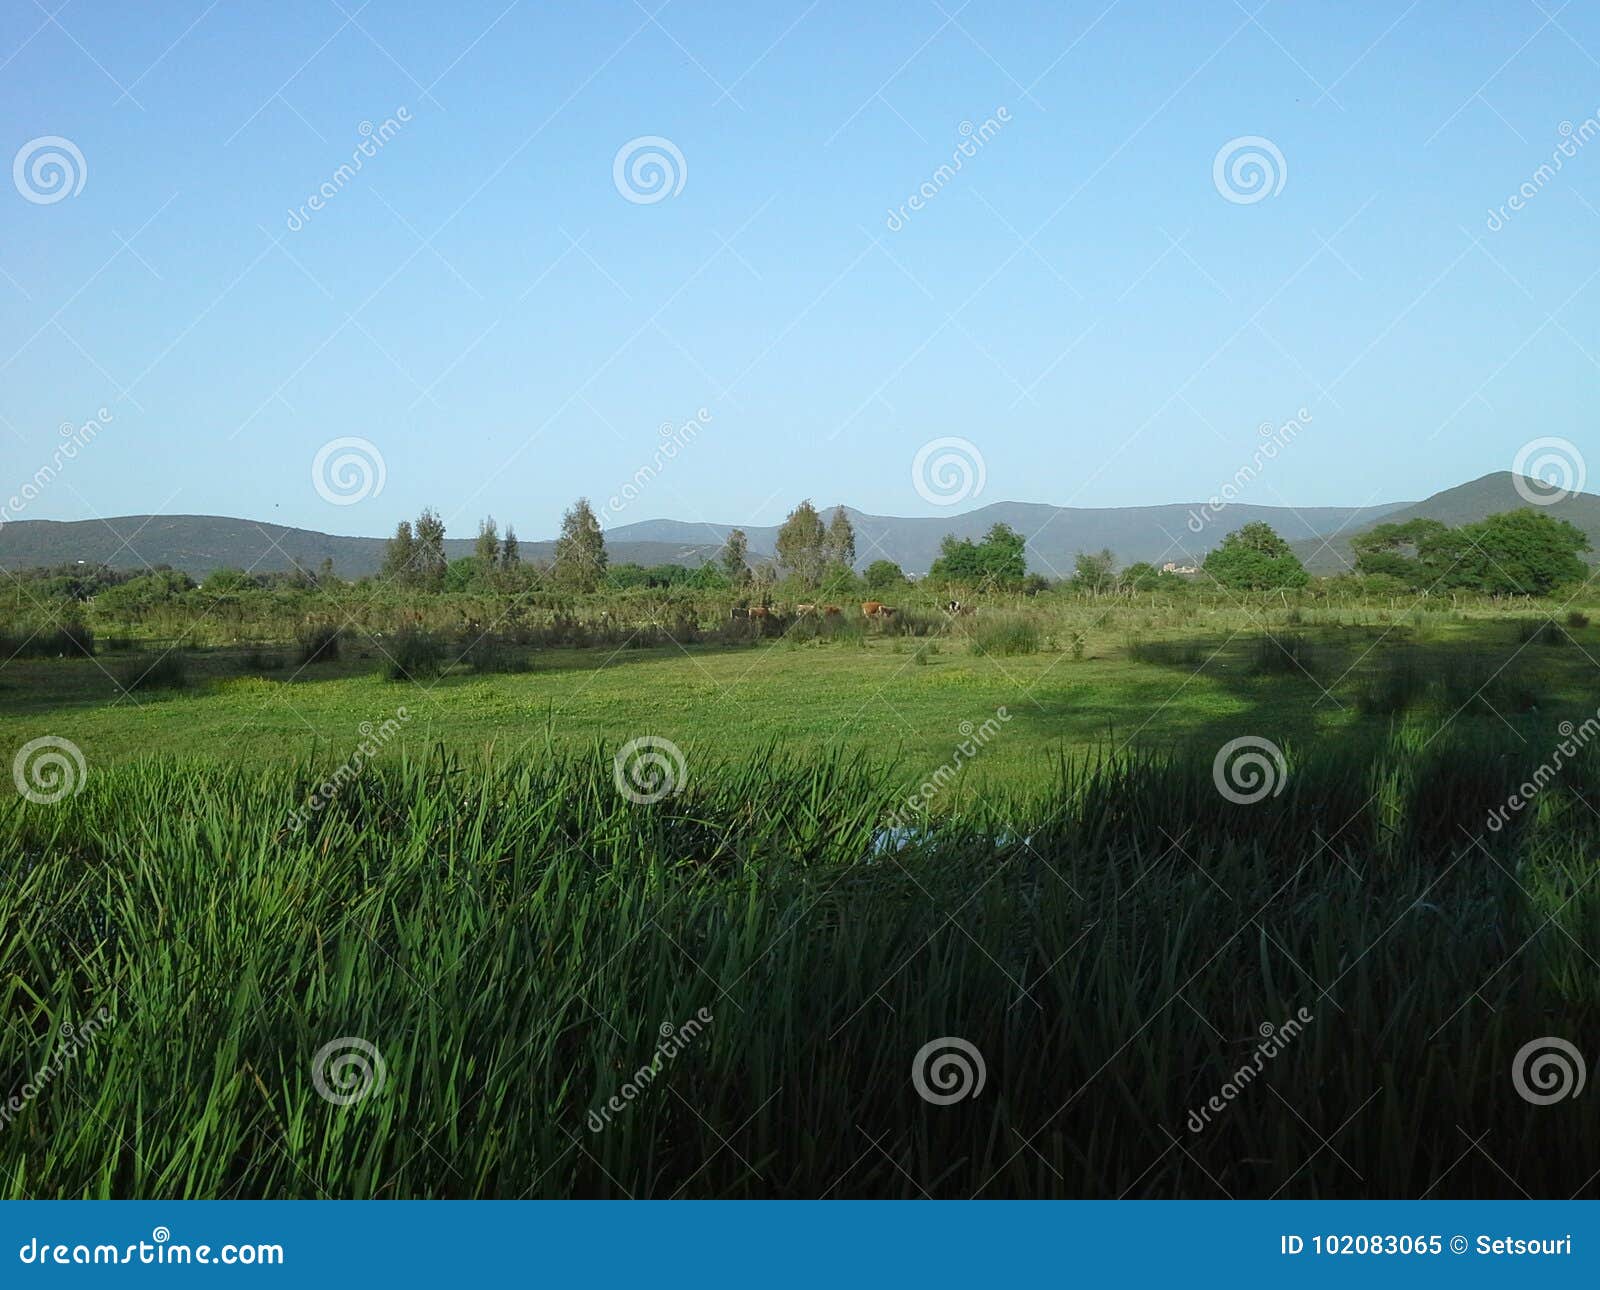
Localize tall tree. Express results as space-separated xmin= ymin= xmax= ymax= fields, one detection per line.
xmin=382 ymin=520 xmax=417 ymax=583
xmin=413 ymin=508 xmax=448 ymax=589
xmin=1202 ymin=522 xmax=1308 ymax=591
xmin=500 ymin=525 xmax=521 ymax=569
xmin=554 ymin=498 xmax=607 ymax=591
xmin=825 ymin=507 xmax=856 ymax=568
xmin=474 ymin=517 xmax=501 ymax=567
xmin=775 ymin=499 xmax=827 ymax=587
xmin=720 ymin=528 xmax=750 ymax=585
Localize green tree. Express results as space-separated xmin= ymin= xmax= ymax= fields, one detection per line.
xmin=825 ymin=507 xmax=856 ymax=568
xmin=500 ymin=526 xmax=521 ymax=569
xmin=413 ymin=508 xmax=448 ymax=589
xmin=382 ymin=520 xmax=417 ymax=583
xmin=928 ymin=523 xmax=1027 ymax=588
xmin=1070 ymin=549 xmax=1117 ymax=593
xmin=1450 ymin=510 xmax=1590 ymax=595
xmin=553 ymin=498 xmax=607 ymax=591
xmin=775 ymin=500 xmax=827 ymax=587
xmin=864 ymin=559 xmax=907 ymax=592
xmin=1202 ymin=522 xmax=1308 ymax=591
xmin=474 ymin=517 xmax=501 ymax=567
xmin=720 ymin=528 xmax=750 ymax=585
xmin=1119 ymin=561 xmax=1161 ymax=591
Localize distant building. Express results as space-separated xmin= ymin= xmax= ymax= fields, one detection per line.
xmin=1162 ymin=561 xmax=1199 ymax=575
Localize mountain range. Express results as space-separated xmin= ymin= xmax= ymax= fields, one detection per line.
xmin=1 ymin=473 xmax=1593 ymax=579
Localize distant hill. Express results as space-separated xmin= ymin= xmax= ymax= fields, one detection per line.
xmin=10 ymin=476 xmax=1582 ymax=580
xmin=1292 ymin=473 xmax=1600 ymax=572
xmin=604 ymin=499 xmax=1410 ymax=577
xmin=0 ymin=515 xmax=720 ymax=578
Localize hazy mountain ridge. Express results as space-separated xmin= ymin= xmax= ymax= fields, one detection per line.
xmin=3 ymin=474 xmax=1588 ymax=578
xmin=1292 ymin=473 xmax=1600 ymax=572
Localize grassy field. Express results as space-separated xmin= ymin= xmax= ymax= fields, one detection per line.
xmin=6 ymin=597 xmax=1600 ymax=798
xmin=5 ymin=594 xmax=1600 ymax=1198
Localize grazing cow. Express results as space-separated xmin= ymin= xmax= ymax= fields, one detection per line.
xmin=747 ymin=605 xmax=772 ymax=620
xmin=861 ymin=601 xmax=884 ymax=618
xmin=878 ymin=606 xmax=898 ymax=619
xmin=795 ymin=603 xmax=817 ymax=615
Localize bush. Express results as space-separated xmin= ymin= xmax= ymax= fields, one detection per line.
xmin=1354 ymin=654 xmax=1427 ymax=716
xmin=121 ymin=652 xmax=189 ymax=692
xmin=970 ymin=615 xmax=1040 ymax=658
xmin=1567 ymin=610 xmax=1591 ymax=630
xmin=384 ymin=629 xmax=449 ymax=681
xmin=1246 ymin=633 xmax=1318 ymax=678
xmin=0 ymin=624 xmax=95 ymax=659
xmin=1516 ymin=619 xmax=1570 ymax=647
xmin=296 ymin=623 xmax=342 ymax=665
xmin=458 ymin=634 xmax=532 ymax=674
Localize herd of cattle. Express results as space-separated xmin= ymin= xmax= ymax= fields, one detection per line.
xmin=730 ymin=600 xmax=971 ymax=621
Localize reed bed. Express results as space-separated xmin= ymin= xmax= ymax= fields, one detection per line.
xmin=2 ymin=733 xmax=1598 ymax=1199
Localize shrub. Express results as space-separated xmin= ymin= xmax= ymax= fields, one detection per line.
xmin=1567 ymin=610 xmax=1591 ymax=630
xmin=1354 ymin=653 xmax=1427 ymax=716
xmin=970 ymin=615 xmax=1041 ymax=658
xmin=121 ymin=652 xmax=189 ymax=692
xmin=296 ymin=623 xmax=342 ymax=665
xmin=1246 ymin=633 xmax=1318 ymax=677
xmin=384 ymin=629 xmax=449 ymax=681
xmin=0 ymin=624 xmax=96 ymax=659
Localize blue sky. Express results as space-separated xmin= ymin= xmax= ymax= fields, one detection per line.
xmin=3 ymin=1 xmax=1597 ymax=540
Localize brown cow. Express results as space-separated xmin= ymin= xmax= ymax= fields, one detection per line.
xmin=861 ymin=601 xmax=883 ymax=618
